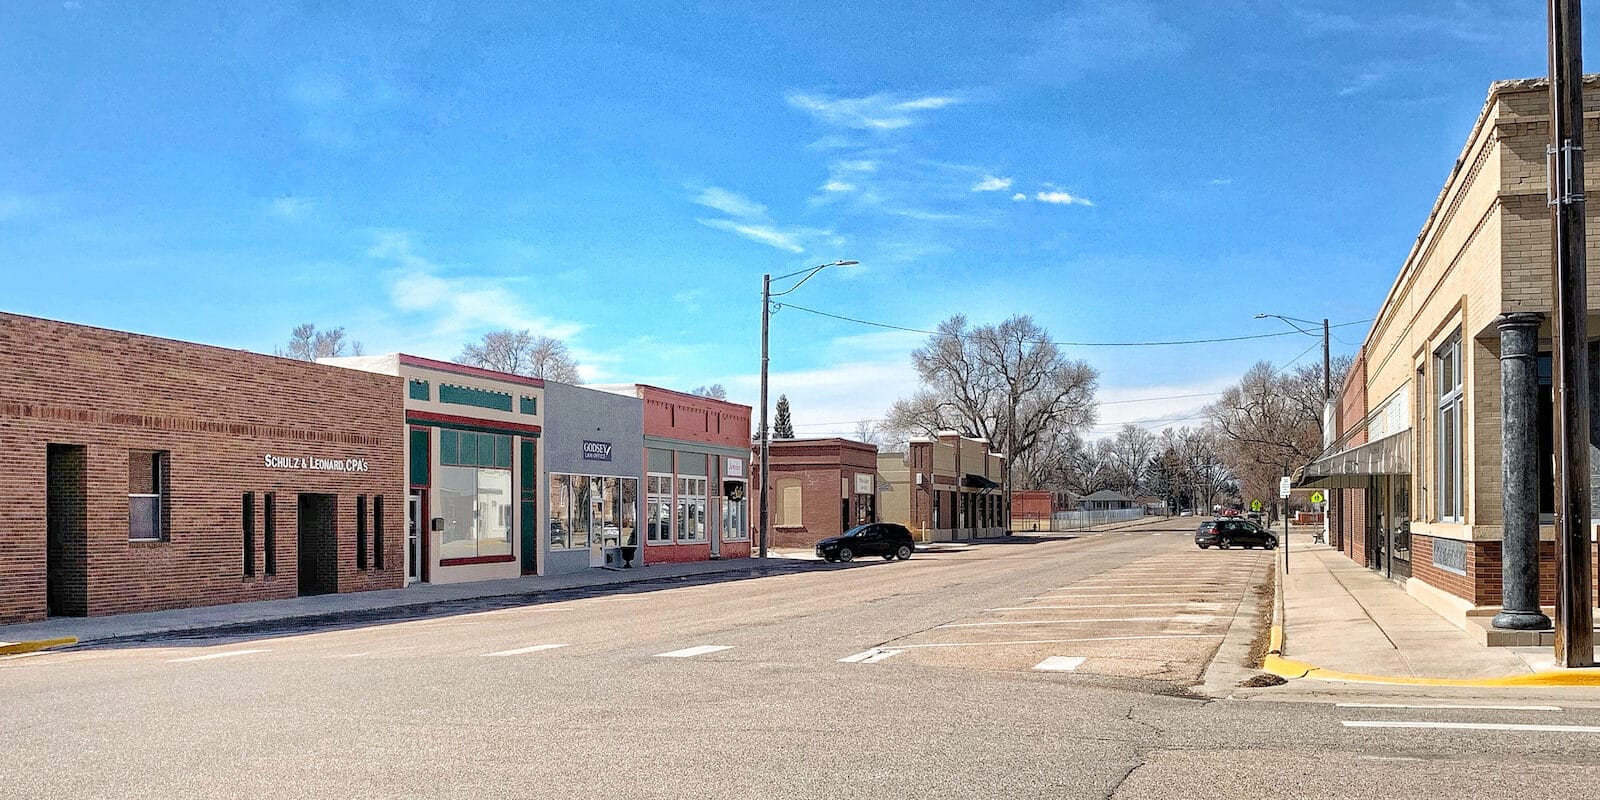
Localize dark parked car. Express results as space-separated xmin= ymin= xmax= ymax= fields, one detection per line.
xmin=816 ymin=523 xmax=915 ymax=563
xmin=1195 ymin=519 xmax=1278 ymax=550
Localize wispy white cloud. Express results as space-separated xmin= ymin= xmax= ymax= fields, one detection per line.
xmin=821 ymin=180 xmax=856 ymax=193
xmin=267 ymin=196 xmax=313 ymax=220
xmin=691 ymin=186 xmax=768 ymax=219
xmin=696 ymin=219 xmax=807 ymax=254
xmin=0 ymin=193 xmax=40 ymax=220
xmin=1011 ymin=192 xmax=1027 ymax=202
xmin=1027 ymin=1 xmax=1188 ymax=74
xmin=366 ymin=230 xmax=584 ymax=358
xmin=1338 ymin=72 xmax=1386 ymax=97
xmin=690 ymin=184 xmax=835 ymax=253
xmin=1034 ymin=190 xmax=1094 ymax=207
xmin=1209 ymin=178 xmax=1233 ymax=186
xmin=972 ymin=175 xmax=1013 ymax=192
xmin=787 ymin=92 xmax=962 ymax=130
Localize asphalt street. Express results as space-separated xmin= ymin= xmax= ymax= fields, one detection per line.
xmin=3 ymin=516 xmax=1599 ymax=799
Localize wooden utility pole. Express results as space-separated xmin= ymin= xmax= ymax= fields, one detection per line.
xmin=1547 ymin=0 xmax=1596 ymax=667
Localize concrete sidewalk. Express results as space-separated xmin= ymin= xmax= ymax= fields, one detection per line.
xmin=0 ymin=557 xmax=803 ymax=648
xmin=1269 ymin=533 xmax=1600 ymax=684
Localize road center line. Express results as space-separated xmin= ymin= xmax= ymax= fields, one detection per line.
xmin=1342 ymin=721 xmax=1600 ymax=733
xmin=484 ymin=644 xmax=568 ymax=657
xmin=1337 ymin=703 xmax=1563 ymax=712
xmin=987 ymin=603 xmax=1223 ymax=611
xmin=655 ymin=645 xmax=734 ymax=658
xmin=167 ymin=649 xmax=270 ymax=663
xmin=939 ymin=617 xmax=1195 ymax=628
xmin=893 ymin=634 xmax=1218 ymax=649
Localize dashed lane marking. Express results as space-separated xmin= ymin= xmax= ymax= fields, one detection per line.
xmin=1337 ymin=703 xmax=1563 ymax=712
xmin=167 ymin=649 xmax=270 ymax=663
xmin=838 ymin=649 xmax=904 ymax=664
xmin=484 ymin=644 xmax=568 ymax=657
xmin=655 ymin=645 xmax=734 ymax=658
xmin=325 ymin=653 xmax=370 ymax=659
xmin=1033 ymin=656 xmax=1086 ymax=672
xmin=890 ymin=634 xmax=1219 ymax=649
xmin=937 ymin=617 xmax=1190 ymax=628
xmin=1342 ymin=721 xmax=1600 ymax=733
xmin=986 ymin=603 xmax=1224 ymax=611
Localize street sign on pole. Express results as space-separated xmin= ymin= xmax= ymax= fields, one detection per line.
xmin=1309 ymin=490 xmax=1325 ymax=505
xmin=1278 ymin=477 xmax=1292 ymax=499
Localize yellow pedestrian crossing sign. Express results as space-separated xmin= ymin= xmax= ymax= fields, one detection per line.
xmin=1249 ymin=499 xmax=1263 ymax=512
xmin=1309 ymin=491 xmax=1325 ymax=504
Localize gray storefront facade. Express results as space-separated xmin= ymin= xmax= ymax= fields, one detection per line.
xmin=541 ymin=382 xmax=645 ymax=575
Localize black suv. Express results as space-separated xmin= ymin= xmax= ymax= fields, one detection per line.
xmin=816 ymin=523 xmax=915 ymax=563
xmin=1195 ymin=519 xmax=1278 ymax=550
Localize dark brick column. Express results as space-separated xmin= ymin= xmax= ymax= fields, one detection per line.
xmin=1493 ymin=312 xmax=1552 ymax=630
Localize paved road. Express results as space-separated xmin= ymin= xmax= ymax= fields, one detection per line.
xmin=4 ymin=516 xmax=1599 ymax=798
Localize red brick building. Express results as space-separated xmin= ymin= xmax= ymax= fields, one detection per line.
xmin=1011 ymin=489 xmax=1071 ymax=532
xmin=755 ymin=438 xmax=881 ymax=549
xmin=878 ymin=432 xmax=1008 ymax=541
xmin=0 ymin=313 xmax=406 ymax=624
xmin=594 ymin=384 xmax=752 ymax=563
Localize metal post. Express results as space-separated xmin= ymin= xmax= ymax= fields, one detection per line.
xmin=758 ymin=273 xmax=771 ymax=560
xmin=1548 ymin=0 xmax=1596 ymax=667
xmin=1322 ymin=318 xmax=1331 ymax=401
xmin=1283 ymin=466 xmax=1291 ymax=574
xmin=1495 ymin=313 xmax=1553 ymax=630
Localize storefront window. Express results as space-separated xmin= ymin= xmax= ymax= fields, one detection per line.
xmin=439 ymin=464 xmax=513 ymax=559
xmin=551 ymin=474 xmax=640 ymax=549
xmin=1434 ymin=333 xmax=1463 ymax=521
xmin=647 ymin=474 xmax=672 ymax=543
xmin=678 ymin=477 xmax=707 ymax=541
xmin=723 ymin=495 xmax=748 ymax=541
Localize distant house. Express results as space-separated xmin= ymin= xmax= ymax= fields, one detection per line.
xmin=1078 ymin=490 xmax=1135 ymax=511
xmin=1134 ymin=495 xmax=1170 ymax=516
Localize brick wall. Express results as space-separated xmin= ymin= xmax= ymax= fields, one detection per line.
xmin=0 ymin=312 xmax=406 ymax=623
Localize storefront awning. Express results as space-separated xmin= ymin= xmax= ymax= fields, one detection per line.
xmin=963 ymin=473 xmax=1001 ymax=489
xmin=1296 ymin=428 xmax=1412 ymax=489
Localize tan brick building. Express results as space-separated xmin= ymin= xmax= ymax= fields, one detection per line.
xmin=878 ymin=432 xmax=1007 ymax=542
xmin=1307 ymin=77 xmax=1600 ymax=634
xmin=0 ymin=313 xmax=406 ymax=624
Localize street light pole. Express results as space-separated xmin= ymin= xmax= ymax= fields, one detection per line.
xmin=757 ymin=260 xmax=858 ymax=560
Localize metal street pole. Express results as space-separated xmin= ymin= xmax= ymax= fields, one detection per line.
xmin=1547 ymin=0 xmax=1596 ymax=667
xmin=758 ymin=273 xmax=772 ymax=559
xmin=1322 ymin=318 xmax=1331 ymax=402
xmin=756 ymin=260 xmax=857 ymax=561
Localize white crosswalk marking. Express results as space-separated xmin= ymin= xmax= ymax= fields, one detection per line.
xmin=167 ymin=649 xmax=269 ymax=663
xmin=655 ymin=645 xmax=733 ymax=658
xmin=1033 ymin=656 xmax=1086 ymax=672
xmin=484 ymin=644 xmax=567 ymax=657
xmin=839 ymin=648 xmax=904 ymax=664
xmin=1337 ymin=703 xmax=1563 ymax=712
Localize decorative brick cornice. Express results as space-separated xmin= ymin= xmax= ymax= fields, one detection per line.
xmin=0 ymin=400 xmax=388 ymax=446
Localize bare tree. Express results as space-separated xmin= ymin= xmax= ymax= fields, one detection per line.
xmin=852 ymin=419 xmax=885 ymax=447
xmin=883 ymin=315 xmax=1099 ymax=490
xmin=691 ymin=384 xmax=728 ymax=400
xmin=279 ymin=323 xmax=362 ymax=361
xmin=1106 ymin=424 xmax=1158 ymax=495
xmin=458 ymin=329 xmax=582 ymax=382
xmin=1205 ymin=357 xmax=1350 ymax=507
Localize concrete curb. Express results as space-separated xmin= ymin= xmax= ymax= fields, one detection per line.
xmin=1261 ymin=536 xmax=1600 ymax=688
xmin=0 ymin=636 xmax=77 ymax=656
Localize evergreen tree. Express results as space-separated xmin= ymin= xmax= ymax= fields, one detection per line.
xmin=774 ymin=395 xmax=795 ymax=439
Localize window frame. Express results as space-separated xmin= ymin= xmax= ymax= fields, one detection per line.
xmin=646 ymin=472 xmax=674 ymax=544
xmin=1434 ymin=333 xmax=1465 ymax=522
xmin=127 ymin=449 xmax=168 ymax=542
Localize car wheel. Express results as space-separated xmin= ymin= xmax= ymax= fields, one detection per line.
xmin=1267 ymin=540 xmax=1279 ymax=550
xmin=1198 ymin=544 xmax=1210 ymax=549
xmin=1219 ymin=537 xmax=1232 ymax=550
xmin=838 ymin=547 xmax=855 ymax=563
xmin=895 ymin=545 xmax=912 ymax=560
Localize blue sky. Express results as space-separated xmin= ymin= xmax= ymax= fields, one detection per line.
xmin=0 ymin=1 xmax=1576 ymax=438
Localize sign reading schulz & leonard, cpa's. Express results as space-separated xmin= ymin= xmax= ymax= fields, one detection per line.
xmin=263 ymin=454 xmax=370 ymax=473
xmin=582 ymin=440 xmax=613 ymax=462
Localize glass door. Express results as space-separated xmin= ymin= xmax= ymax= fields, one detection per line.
xmin=406 ymin=493 xmax=422 ymax=584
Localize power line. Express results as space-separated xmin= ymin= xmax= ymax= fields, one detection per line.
xmin=774 ymin=302 xmax=1373 ymax=348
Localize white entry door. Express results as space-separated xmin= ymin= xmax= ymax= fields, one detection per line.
xmin=406 ymin=494 xmax=422 ymax=584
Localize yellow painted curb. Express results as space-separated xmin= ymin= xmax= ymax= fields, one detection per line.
xmin=1262 ymin=652 xmax=1600 ymax=687
xmin=0 ymin=636 xmax=77 ymax=656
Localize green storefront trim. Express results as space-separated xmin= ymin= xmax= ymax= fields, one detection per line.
xmin=406 ymin=416 xmax=542 ymax=438
xmin=520 ymin=439 xmax=537 ymax=574
xmin=409 ymin=428 xmax=430 ymax=487
xmin=439 ymin=383 xmax=514 ymax=412
xmin=408 ymin=379 xmax=431 ymax=401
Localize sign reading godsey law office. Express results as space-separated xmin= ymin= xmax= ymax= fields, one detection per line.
xmin=263 ymin=454 xmax=370 ymax=473
xmin=582 ymin=440 xmax=613 ymax=462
